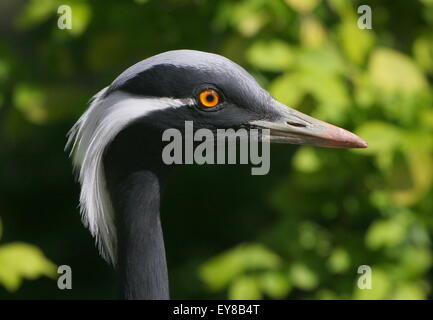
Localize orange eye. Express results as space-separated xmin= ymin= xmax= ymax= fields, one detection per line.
xmin=198 ymin=89 xmax=220 ymax=108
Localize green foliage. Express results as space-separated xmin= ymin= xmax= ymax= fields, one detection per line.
xmin=0 ymin=219 xmax=56 ymax=291
xmin=200 ymin=244 xmax=291 ymax=299
xmin=201 ymin=0 xmax=433 ymax=300
xmin=200 ymin=243 xmax=281 ymax=291
xmin=1 ymin=0 xmax=433 ymax=299
xmin=0 ymin=243 xmax=57 ymax=291
xmin=17 ymin=0 xmax=91 ymax=36
xmin=246 ymin=40 xmax=294 ymax=72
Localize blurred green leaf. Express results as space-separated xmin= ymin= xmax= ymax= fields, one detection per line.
xmin=300 ymin=16 xmax=327 ymax=48
xmin=316 ymin=289 xmax=339 ymax=300
xmin=392 ymin=283 xmax=426 ymax=300
xmin=293 ymin=147 xmax=321 ymax=173
xmin=369 ymin=48 xmax=428 ymax=95
xmin=17 ymin=0 xmax=91 ymax=36
xmin=338 ymin=18 xmax=375 ymax=65
xmin=308 ymin=74 xmax=350 ymax=123
xmin=353 ymin=268 xmax=391 ymax=300
xmin=366 ymin=214 xmax=410 ymax=250
xmin=420 ymin=109 xmax=433 ymax=130
xmin=200 ymin=243 xmax=281 ymax=291
xmin=269 ymin=72 xmax=305 ymax=106
xmin=398 ymin=247 xmax=432 ymax=279
xmin=297 ymin=46 xmax=345 ymax=77
xmin=13 ymin=83 xmax=48 ymax=124
xmin=65 ymin=1 xmax=91 ymax=36
xmin=0 ymin=242 xmax=56 ymax=291
xmin=327 ymin=0 xmax=353 ymax=17
xmin=413 ymin=35 xmax=433 ymax=73
xmin=354 ymin=122 xmax=401 ymax=156
xmin=289 ymin=263 xmax=318 ymax=290
xmin=222 ymin=0 xmax=269 ymax=37
xmin=260 ymin=271 xmax=291 ymax=298
xmin=285 ymin=0 xmax=319 ymax=13
xmin=228 ymin=275 xmax=262 ymax=300
xmin=0 ymin=57 xmax=10 ymax=83
xmin=327 ymin=248 xmax=350 ymax=273
xmin=246 ymin=40 xmax=294 ymax=72
xmin=389 ymin=132 xmax=433 ymax=206
xmin=16 ymin=0 xmax=58 ymax=28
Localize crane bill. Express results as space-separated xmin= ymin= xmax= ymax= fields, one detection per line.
xmin=249 ymin=101 xmax=368 ymax=149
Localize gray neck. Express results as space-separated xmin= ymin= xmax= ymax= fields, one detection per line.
xmin=103 ymin=123 xmax=171 ymax=299
xmin=113 ymin=169 xmax=169 ymax=300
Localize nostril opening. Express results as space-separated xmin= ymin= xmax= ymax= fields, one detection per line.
xmin=287 ymin=121 xmax=306 ymax=128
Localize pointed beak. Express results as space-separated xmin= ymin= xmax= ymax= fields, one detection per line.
xmin=250 ymin=100 xmax=367 ymax=148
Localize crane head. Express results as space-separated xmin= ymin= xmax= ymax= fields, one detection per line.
xmin=99 ymin=49 xmax=367 ymax=148
xmin=67 ymin=50 xmax=366 ymax=265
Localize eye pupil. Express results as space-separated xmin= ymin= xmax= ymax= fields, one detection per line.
xmin=206 ymin=94 xmax=214 ymax=102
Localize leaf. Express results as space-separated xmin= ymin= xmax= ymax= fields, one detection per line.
xmin=392 ymin=283 xmax=426 ymax=300
xmin=260 ymin=271 xmax=292 ymax=298
xmin=327 ymin=248 xmax=350 ymax=273
xmin=0 ymin=242 xmax=57 ymax=291
xmin=316 ymin=289 xmax=339 ymax=300
xmin=298 ymin=222 xmax=321 ymax=250
xmin=327 ymin=0 xmax=353 ymax=17
xmin=65 ymin=1 xmax=92 ymax=36
xmin=300 ymin=16 xmax=327 ymax=48
xmin=13 ymin=83 xmax=89 ymax=124
xmin=228 ymin=275 xmax=262 ymax=300
xmin=293 ymin=147 xmax=322 ymax=173
xmin=289 ymin=263 xmax=318 ymax=290
xmin=413 ymin=35 xmax=433 ymax=73
xmin=391 ymin=132 xmax=433 ymax=206
xmin=0 ymin=57 xmax=10 ymax=83
xmin=369 ymin=48 xmax=428 ymax=95
xmin=269 ymin=72 xmax=305 ymax=106
xmin=16 ymin=0 xmax=91 ymax=36
xmin=307 ymin=74 xmax=350 ymax=123
xmin=366 ymin=214 xmax=410 ymax=250
xmin=200 ymin=243 xmax=281 ymax=291
xmin=353 ymin=122 xmax=401 ymax=156
xmin=271 ymin=48 xmax=349 ymax=122
xmin=338 ymin=18 xmax=375 ymax=65
xmin=296 ymin=46 xmax=345 ymax=77
xmin=398 ymin=247 xmax=432 ymax=279
xmin=225 ymin=1 xmax=269 ymax=37
xmin=16 ymin=0 xmax=58 ymax=29
xmin=353 ymin=268 xmax=391 ymax=300
xmin=13 ymin=83 xmax=48 ymax=124
xmin=420 ymin=109 xmax=433 ymax=130
xmin=246 ymin=40 xmax=294 ymax=72
xmin=285 ymin=0 xmax=319 ymax=13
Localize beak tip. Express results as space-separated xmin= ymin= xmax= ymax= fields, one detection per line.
xmin=345 ymin=134 xmax=368 ymax=149
xmin=348 ymin=132 xmax=368 ymax=149
xmin=357 ymin=139 xmax=368 ymax=149
xmin=324 ymin=125 xmax=368 ymax=149
xmin=348 ymin=134 xmax=368 ymax=149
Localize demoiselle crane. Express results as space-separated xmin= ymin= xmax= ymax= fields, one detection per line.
xmin=67 ymin=50 xmax=367 ymax=299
